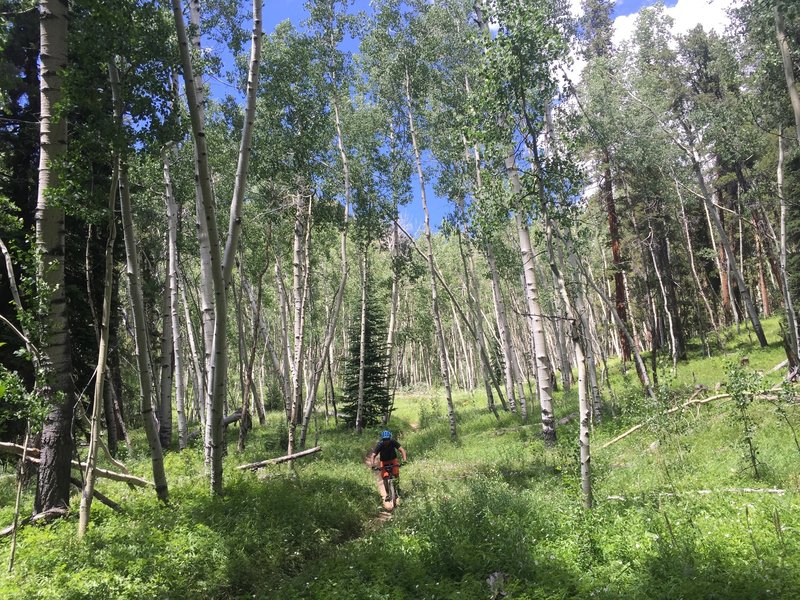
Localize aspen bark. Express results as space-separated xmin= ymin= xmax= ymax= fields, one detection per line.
xmin=187 ymin=0 xmax=215 ymax=422
xmin=755 ymin=228 xmax=771 ymax=318
xmin=514 ymin=209 xmax=556 ymax=443
xmin=78 ymin=155 xmax=118 ymax=537
xmin=688 ymin=143 xmax=767 ymax=347
xmin=649 ymin=227 xmax=679 ymax=372
xmin=406 ymin=68 xmax=457 ymax=439
xmin=675 ymin=179 xmax=718 ymax=331
xmin=172 ymin=0 xmax=227 ymax=493
xmin=577 ymin=246 xmax=656 ymax=401
xmin=545 ymin=218 xmax=592 ymax=508
xmin=777 ymin=128 xmax=799 ymax=363
xmin=110 ymin=61 xmax=168 ymax=502
xmin=775 ymin=8 xmax=800 ymax=146
xmin=163 ymin=149 xmax=188 ymax=449
xmin=385 ymin=219 xmax=400 ymax=419
xmin=172 ymin=0 xmax=262 ymax=494
xmin=238 ymin=270 xmax=265 ymax=452
xmin=34 ymin=0 xmax=74 ymax=515
xmin=355 ymin=246 xmax=369 ymax=433
xmin=287 ymin=195 xmax=312 ymax=455
xmin=486 ymin=244 xmax=518 ymax=414
xmin=298 ymin=74 xmax=350 ymax=444
xmin=180 ymin=271 xmax=205 ymax=429
xmin=158 ymin=280 xmax=174 ymax=449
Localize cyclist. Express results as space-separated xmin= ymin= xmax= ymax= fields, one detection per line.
xmin=370 ymin=430 xmax=407 ymax=502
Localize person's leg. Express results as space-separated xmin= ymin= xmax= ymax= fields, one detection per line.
xmin=383 ymin=476 xmax=391 ymax=501
xmin=380 ymin=462 xmax=391 ymax=501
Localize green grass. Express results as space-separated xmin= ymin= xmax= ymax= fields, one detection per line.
xmin=1 ymin=316 xmax=799 ymax=598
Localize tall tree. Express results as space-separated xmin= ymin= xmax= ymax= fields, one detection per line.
xmin=33 ymin=0 xmax=74 ymax=516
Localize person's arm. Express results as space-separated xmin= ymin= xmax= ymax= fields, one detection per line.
xmin=371 ymin=444 xmax=381 ymax=466
xmin=398 ymin=445 xmax=408 ymax=462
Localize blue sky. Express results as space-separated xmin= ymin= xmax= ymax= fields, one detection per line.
xmin=207 ymin=0 xmax=724 ymax=233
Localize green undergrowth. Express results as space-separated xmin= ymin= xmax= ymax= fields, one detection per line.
xmin=2 ymin=317 xmax=800 ymax=598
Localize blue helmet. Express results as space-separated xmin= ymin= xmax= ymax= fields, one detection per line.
xmin=381 ymin=430 xmax=392 ymax=440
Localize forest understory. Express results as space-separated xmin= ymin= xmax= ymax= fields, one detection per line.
xmin=2 ymin=317 xmax=799 ymax=600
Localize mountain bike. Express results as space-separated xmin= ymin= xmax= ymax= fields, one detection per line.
xmin=373 ymin=463 xmax=401 ymax=509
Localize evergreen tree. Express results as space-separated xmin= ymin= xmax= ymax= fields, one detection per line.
xmin=340 ymin=280 xmax=390 ymax=428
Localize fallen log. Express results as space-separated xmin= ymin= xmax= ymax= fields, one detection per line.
xmin=0 ymin=516 xmax=31 ymax=538
xmin=599 ymin=388 xmax=723 ymax=450
xmin=606 ymin=487 xmax=786 ymax=502
xmin=600 ymin=384 xmax=786 ymax=450
xmin=1 ymin=507 xmax=70 ymax=538
xmin=224 ymin=411 xmax=241 ymax=426
xmin=237 ymin=446 xmax=321 ymax=471
xmin=0 ymin=441 xmax=153 ymax=488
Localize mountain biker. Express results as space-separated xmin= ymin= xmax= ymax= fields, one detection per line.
xmin=370 ymin=430 xmax=407 ymax=502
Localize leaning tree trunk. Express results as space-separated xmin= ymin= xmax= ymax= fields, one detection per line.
xmin=384 ymin=218 xmax=400 ymax=421
xmin=775 ymin=7 xmax=800 ymax=147
xmin=508 ymin=152 xmax=556 ymax=443
xmin=687 ymin=139 xmax=768 ymax=347
xmin=675 ymin=179 xmax=718 ymax=332
xmin=469 ymin=138 xmax=519 ymax=416
xmin=486 ymin=243 xmax=519 ymax=415
xmin=456 ymin=206 xmax=500 ymax=416
xmin=576 ymin=242 xmax=656 ymax=401
xmin=238 ymin=267 xmax=266 ymax=452
xmin=777 ymin=128 xmax=799 ymax=364
xmin=34 ymin=0 xmax=74 ymax=516
xmin=172 ymin=0 xmax=227 ymax=493
xmin=78 ymin=156 xmax=118 ymax=537
xmin=110 ymin=60 xmax=168 ymax=502
xmin=406 ymin=69 xmax=457 ymax=439
xmin=187 ymin=0 xmax=214 ymax=445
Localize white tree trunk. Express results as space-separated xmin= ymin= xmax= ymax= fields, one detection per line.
xmin=514 ymin=210 xmax=556 ymax=444
xmin=775 ymin=8 xmax=800 ymax=146
xmin=298 ymin=80 xmax=351 ymax=445
xmin=158 ymin=276 xmax=174 ymax=448
xmin=777 ymin=128 xmax=799 ymax=362
xmin=110 ymin=60 xmax=169 ymax=502
xmin=78 ymin=159 xmax=118 ymax=537
xmin=163 ymin=149 xmax=188 ymax=449
xmin=172 ymin=0 xmax=227 ymax=494
xmin=287 ymin=195 xmax=311 ymax=456
xmin=34 ymin=0 xmax=74 ymax=515
xmin=675 ymin=179 xmax=718 ymax=332
xmin=406 ymin=69 xmax=457 ymax=439
xmin=486 ymin=244 xmax=519 ymax=414
xmin=687 ymin=144 xmax=767 ymax=347
xmin=355 ymin=247 xmax=369 ymax=433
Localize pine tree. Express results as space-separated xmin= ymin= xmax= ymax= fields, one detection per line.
xmin=340 ymin=282 xmax=391 ymax=428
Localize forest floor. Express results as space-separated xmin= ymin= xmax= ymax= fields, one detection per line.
xmin=1 ymin=317 xmax=800 ymax=599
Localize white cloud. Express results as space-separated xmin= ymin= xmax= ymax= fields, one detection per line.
xmin=611 ymin=0 xmax=740 ymax=47
xmin=666 ymin=0 xmax=738 ymax=36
